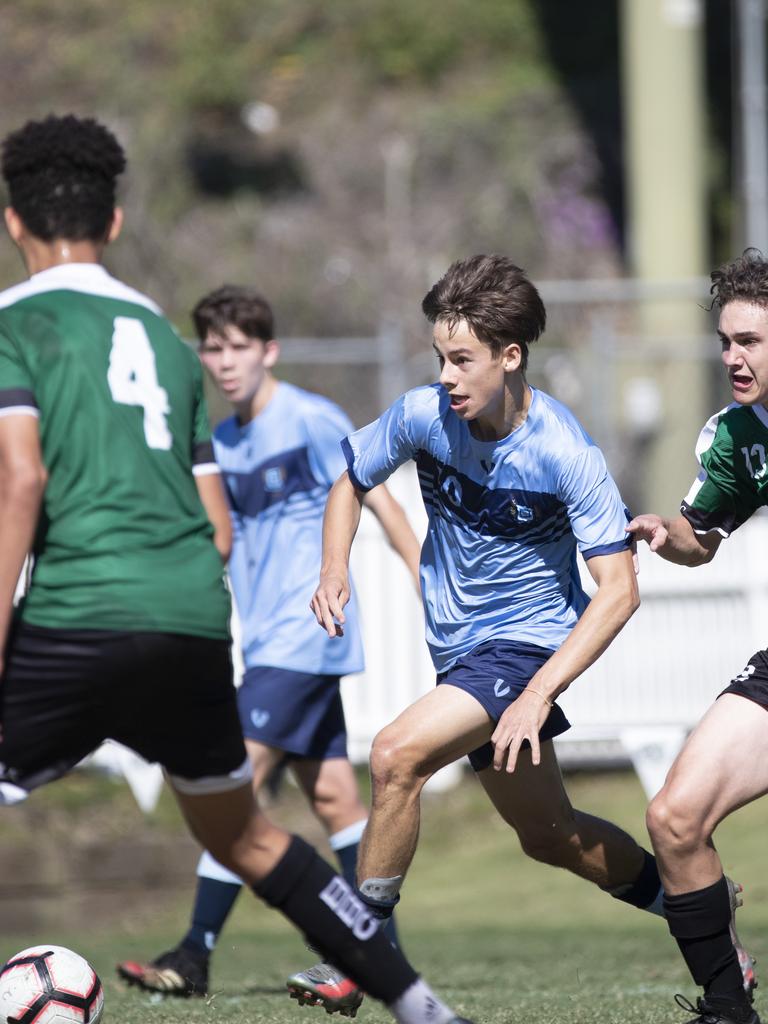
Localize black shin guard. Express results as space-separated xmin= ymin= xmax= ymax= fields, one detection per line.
xmin=254 ymin=835 xmax=417 ymax=1003
xmin=664 ymin=877 xmax=745 ymax=1001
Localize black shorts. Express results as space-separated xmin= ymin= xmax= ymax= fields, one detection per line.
xmin=719 ymin=648 xmax=768 ymax=710
xmin=0 ymin=623 xmax=249 ymax=800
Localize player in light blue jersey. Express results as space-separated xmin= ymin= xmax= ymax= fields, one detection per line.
xmin=310 ymin=255 xmax=753 ymax=1006
xmin=119 ymin=285 xmax=420 ymax=1015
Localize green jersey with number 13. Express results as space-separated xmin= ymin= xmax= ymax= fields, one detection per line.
xmin=681 ymin=402 xmax=768 ymax=537
xmin=0 ymin=263 xmax=230 ymax=639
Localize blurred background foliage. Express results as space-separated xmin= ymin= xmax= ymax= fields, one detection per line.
xmin=0 ymin=0 xmax=734 ymax=411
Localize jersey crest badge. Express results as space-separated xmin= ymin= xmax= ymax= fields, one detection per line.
xmin=263 ymin=466 xmax=285 ymax=492
xmin=509 ymin=500 xmax=534 ymax=523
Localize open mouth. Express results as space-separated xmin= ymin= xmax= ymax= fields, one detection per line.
xmin=731 ymin=375 xmax=754 ymax=392
xmin=450 ymin=395 xmax=469 ymax=411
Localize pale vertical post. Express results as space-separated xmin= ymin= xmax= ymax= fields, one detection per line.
xmin=621 ymin=0 xmax=709 ymax=511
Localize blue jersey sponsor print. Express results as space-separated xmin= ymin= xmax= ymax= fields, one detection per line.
xmin=342 ymin=384 xmax=630 ymax=673
xmin=214 ymin=382 xmax=364 ymax=675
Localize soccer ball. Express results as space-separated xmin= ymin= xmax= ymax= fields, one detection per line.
xmin=0 ymin=946 xmax=104 ymax=1024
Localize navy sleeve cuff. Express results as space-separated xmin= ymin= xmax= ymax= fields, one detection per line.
xmin=581 ymin=537 xmax=632 ymax=560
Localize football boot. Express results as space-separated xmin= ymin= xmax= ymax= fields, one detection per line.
xmin=675 ymin=993 xmax=760 ymax=1024
xmin=116 ymin=945 xmax=208 ymax=997
xmin=727 ymin=878 xmax=758 ymax=997
xmin=287 ymin=961 xmax=364 ymax=1017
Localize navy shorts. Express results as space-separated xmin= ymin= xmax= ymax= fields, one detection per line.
xmin=437 ymin=638 xmax=571 ymax=772
xmin=238 ymin=666 xmax=348 ymax=760
xmin=720 ymin=648 xmax=768 ymax=710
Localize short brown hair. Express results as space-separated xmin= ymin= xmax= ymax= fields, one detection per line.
xmin=422 ymin=254 xmax=546 ymax=371
xmin=710 ymin=248 xmax=768 ymax=310
xmin=192 ymin=285 xmax=274 ymax=343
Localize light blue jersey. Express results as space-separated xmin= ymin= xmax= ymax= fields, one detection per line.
xmin=343 ymin=384 xmax=630 ymax=673
xmin=215 ymin=382 xmax=364 ymax=675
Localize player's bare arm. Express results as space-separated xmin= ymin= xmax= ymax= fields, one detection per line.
xmin=627 ymin=512 xmax=721 ymax=566
xmin=195 ymin=472 xmax=233 ymax=562
xmin=310 ymin=471 xmax=364 ymax=637
xmin=362 ymin=483 xmax=421 ymax=589
xmin=491 ymin=548 xmax=639 ymax=773
xmin=0 ymin=414 xmax=46 ymax=669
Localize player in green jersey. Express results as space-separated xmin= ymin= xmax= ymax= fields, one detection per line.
xmin=628 ymin=249 xmax=768 ymax=1024
xmin=0 ymin=113 xmax=471 ymax=1024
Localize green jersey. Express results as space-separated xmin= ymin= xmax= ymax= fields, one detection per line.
xmin=681 ymin=402 xmax=768 ymax=536
xmin=0 ymin=263 xmax=230 ymax=639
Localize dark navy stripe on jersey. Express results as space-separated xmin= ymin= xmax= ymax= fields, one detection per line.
xmin=0 ymin=387 xmax=37 ymax=410
xmin=225 ymin=445 xmax=320 ymax=517
xmin=415 ymin=449 xmax=566 ymax=540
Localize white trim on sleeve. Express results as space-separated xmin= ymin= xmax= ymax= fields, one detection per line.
xmin=0 ymin=406 xmax=39 ymax=419
xmin=192 ymin=463 xmax=221 ymax=477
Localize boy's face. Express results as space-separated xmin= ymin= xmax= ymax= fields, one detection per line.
xmin=198 ymin=325 xmax=278 ymax=407
xmin=718 ymin=299 xmax=768 ymax=409
xmin=432 ymin=319 xmax=518 ymax=423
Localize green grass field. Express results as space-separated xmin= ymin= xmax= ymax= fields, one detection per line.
xmin=4 ymin=768 xmax=768 ymax=1024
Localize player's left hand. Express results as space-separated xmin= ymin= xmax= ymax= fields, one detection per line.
xmin=491 ymin=690 xmax=551 ymax=773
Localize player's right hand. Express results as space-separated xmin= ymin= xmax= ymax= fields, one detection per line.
xmin=626 ymin=513 xmax=669 ymax=553
xmin=310 ymin=572 xmax=350 ymax=638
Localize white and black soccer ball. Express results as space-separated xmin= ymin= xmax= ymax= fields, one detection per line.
xmin=0 ymin=946 xmax=104 ymax=1024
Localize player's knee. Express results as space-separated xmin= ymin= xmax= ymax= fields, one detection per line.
xmin=369 ymin=726 xmax=421 ymax=793
xmin=646 ymin=788 xmax=708 ymax=856
xmin=311 ymin=787 xmax=364 ymax=829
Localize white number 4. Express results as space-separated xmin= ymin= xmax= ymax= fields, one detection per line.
xmin=107 ymin=317 xmax=172 ymax=450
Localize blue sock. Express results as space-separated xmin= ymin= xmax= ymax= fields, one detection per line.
xmin=331 ymin=823 xmax=402 ymax=953
xmin=181 ymin=855 xmax=243 ymax=955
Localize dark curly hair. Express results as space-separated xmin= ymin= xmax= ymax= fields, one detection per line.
xmin=192 ymin=285 xmax=275 ymax=343
xmin=422 ymin=254 xmax=546 ymax=372
xmin=710 ymin=248 xmax=768 ymax=310
xmin=1 ymin=114 xmax=126 ymax=242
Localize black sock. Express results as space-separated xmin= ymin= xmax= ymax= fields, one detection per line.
xmin=606 ymin=849 xmax=662 ymax=909
xmin=254 ymin=835 xmax=417 ymax=1003
xmin=180 ymin=876 xmax=242 ymax=955
xmin=664 ymin=877 xmax=746 ymax=1004
xmin=335 ymin=842 xmax=402 ymax=952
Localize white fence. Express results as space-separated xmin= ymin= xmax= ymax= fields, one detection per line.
xmin=342 ymin=465 xmax=768 ymax=796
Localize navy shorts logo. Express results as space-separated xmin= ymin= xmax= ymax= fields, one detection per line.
xmin=493 ymin=677 xmax=511 ymax=697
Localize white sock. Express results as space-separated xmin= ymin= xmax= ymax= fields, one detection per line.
xmin=329 ymin=818 xmax=367 ymax=851
xmin=196 ymin=849 xmax=243 ymax=886
xmin=389 ymin=978 xmax=456 ymax=1024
